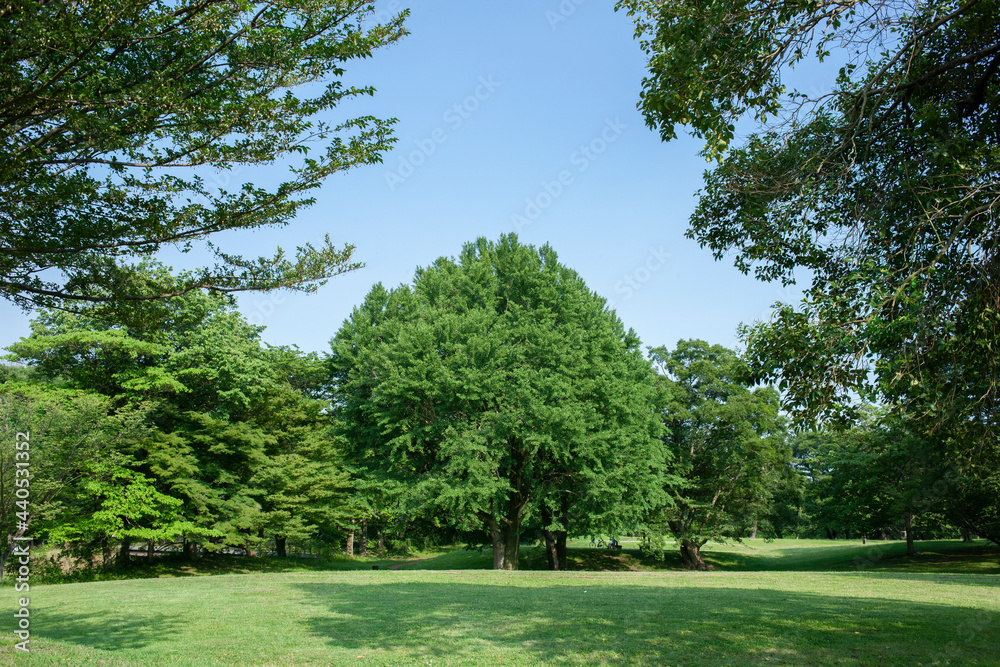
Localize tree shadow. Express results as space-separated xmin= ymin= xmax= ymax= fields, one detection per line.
xmin=5 ymin=608 xmax=188 ymax=652
xmin=290 ymin=579 xmax=1000 ymax=665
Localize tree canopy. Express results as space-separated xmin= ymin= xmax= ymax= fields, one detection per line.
xmin=648 ymin=340 xmax=789 ymax=569
xmin=0 ymin=0 xmax=407 ymax=313
xmin=4 ymin=268 xmax=352 ymax=565
xmin=329 ymin=235 xmax=667 ymax=570
xmin=619 ymin=1 xmax=999 ymax=492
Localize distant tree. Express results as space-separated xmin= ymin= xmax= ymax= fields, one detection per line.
xmin=0 ymin=0 xmax=407 ymax=313
xmin=330 ymin=235 xmax=668 ymax=570
xmin=648 ymin=340 xmax=789 ymax=570
xmin=795 ymin=414 xmax=972 ymax=553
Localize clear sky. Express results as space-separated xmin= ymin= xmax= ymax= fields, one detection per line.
xmin=0 ymin=0 xmax=804 ymax=355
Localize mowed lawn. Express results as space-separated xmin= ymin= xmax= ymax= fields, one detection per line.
xmin=2 ymin=562 xmax=999 ymax=666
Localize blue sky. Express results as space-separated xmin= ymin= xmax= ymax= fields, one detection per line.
xmin=1 ymin=0 xmax=805 ymax=355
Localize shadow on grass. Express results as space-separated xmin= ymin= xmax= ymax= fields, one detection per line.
xmin=291 ymin=580 xmax=1000 ymax=666
xmin=6 ymin=609 xmax=188 ymax=652
xmin=701 ymin=540 xmax=1000 ymax=573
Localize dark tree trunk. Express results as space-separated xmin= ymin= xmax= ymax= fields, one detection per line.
xmin=147 ymin=540 xmax=155 ymax=562
xmin=679 ymin=539 xmax=710 ymax=570
xmin=541 ymin=505 xmax=568 ymax=571
xmin=543 ymin=529 xmax=558 ymax=570
xmin=276 ymin=537 xmax=287 ymax=558
xmin=101 ymin=536 xmax=113 ymax=571
xmin=489 ymin=518 xmax=504 ymax=569
xmin=904 ymin=510 xmax=916 ymax=557
xmin=346 ymin=524 xmax=355 ymax=557
xmin=961 ymin=526 xmax=972 ymax=542
xmin=556 ymin=529 xmax=567 ymax=569
xmin=488 ymin=514 xmax=523 ymax=570
xmin=360 ymin=519 xmax=369 ymax=556
xmin=117 ymin=536 xmax=131 ymax=568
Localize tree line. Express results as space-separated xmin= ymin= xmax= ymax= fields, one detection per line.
xmin=2 ymin=238 xmax=992 ymax=574
xmin=1 ymin=0 xmax=997 ymax=572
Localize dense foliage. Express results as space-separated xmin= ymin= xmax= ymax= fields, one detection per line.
xmin=329 ymin=235 xmax=668 ymax=570
xmin=620 ymin=0 xmax=1000 ymax=545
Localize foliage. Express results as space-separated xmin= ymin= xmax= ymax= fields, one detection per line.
xmin=620 ymin=0 xmax=1000 ymax=543
xmin=329 ymin=235 xmax=668 ymax=569
xmin=4 ymin=270 xmax=352 ymax=562
xmin=648 ymin=340 xmax=789 ymax=569
xmin=0 ymin=382 xmax=148 ymax=578
xmin=0 ymin=0 xmax=407 ymax=313
xmin=617 ymin=0 xmax=1000 ymax=430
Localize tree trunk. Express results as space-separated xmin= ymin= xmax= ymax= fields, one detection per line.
xmin=543 ymin=529 xmax=558 ymax=570
xmin=377 ymin=530 xmax=385 ymax=554
xmin=102 ymin=536 xmax=113 ymax=571
xmin=117 ymin=536 xmax=131 ymax=568
xmin=488 ymin=514 xmax=522 ymax=570
xmin=489 ymin=518 xmax=504 ymax=569
xmin=183 ymin=536 xmax=194 ymax=561
xmin=541 ymin=506 xmax=568 ymax=571
xmin=147 ymin=540 xmax=155 ymax=562
xmin=749 ymin=519 xmax=758 ymax=539
xmin=346 ymin=526 xmax=355 ymax=557
xmin=679 ymin=539 xmax=710 ymax=570
xmin=276 ymin=537 xmax=287 ymax=558
xmin=904 ymin=510 xmax=916 ymax=557
xmin=360 ymin=519 xmax=369 ymax=556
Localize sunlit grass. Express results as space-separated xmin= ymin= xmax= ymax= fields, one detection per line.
xmin=1 ymin=568 xmax=997 ymax=665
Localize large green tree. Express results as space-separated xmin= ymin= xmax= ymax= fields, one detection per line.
xmin=648 ymin=341 xmax=789 ymax=570
xmin=5 ymin=272 xmax=351 ymax=561
xmin=619 ymin=0 xmax=1000 ymax=541
xmin=330 ymin=235 xmax=667 ymax=570
xmin=0 ymin=382 xmax=149 ymax=577
xmin=1 ymin=1 xmax=406 ymax=313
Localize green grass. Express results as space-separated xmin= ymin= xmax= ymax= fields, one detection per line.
xmin=2 ymin=568 xmax=998 ymax=666
xmin=2 ymin=540 xmax=996 ymax=665
xmin=700 ymin=538 xmax=1000 ymax=574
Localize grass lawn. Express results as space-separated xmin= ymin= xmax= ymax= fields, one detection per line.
xmin=1 ymin=540 xmax=996 ymax=666
xmin=2 ymin=568 xmax=998 ymax=666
